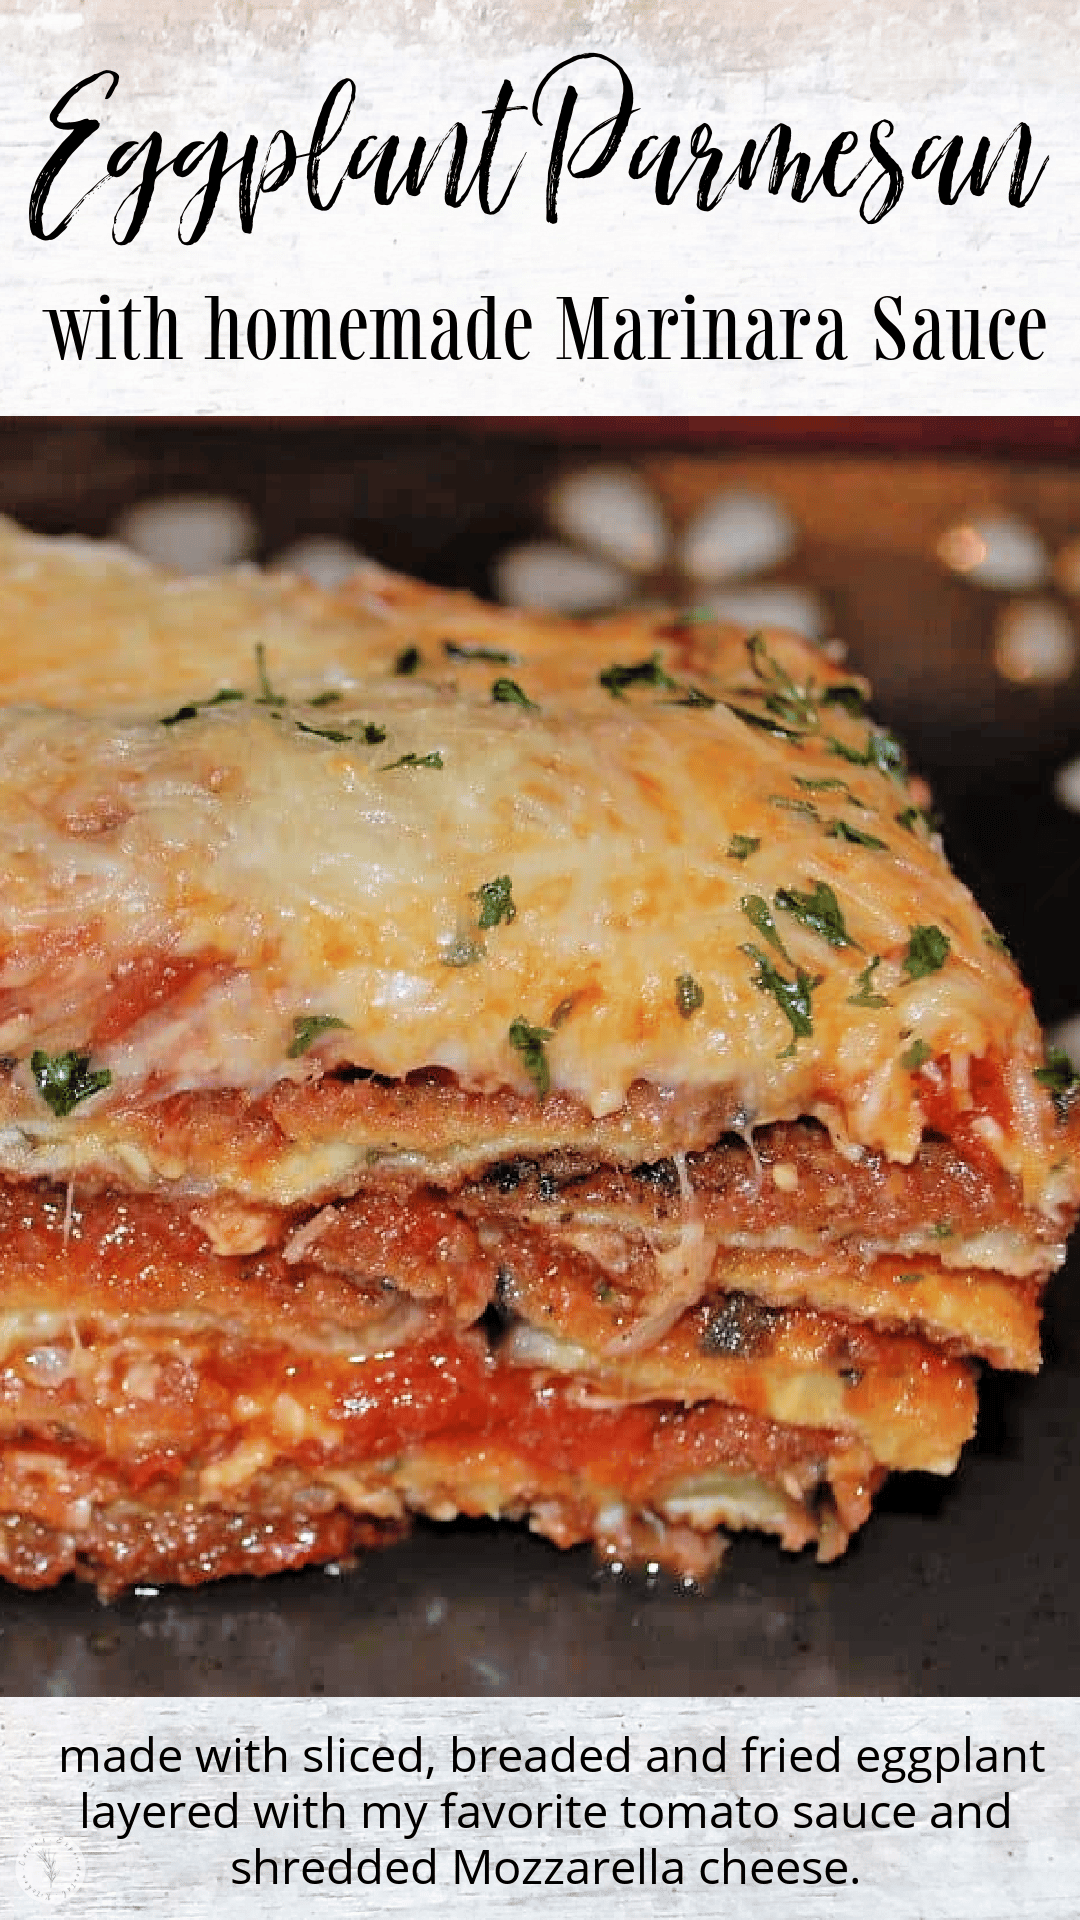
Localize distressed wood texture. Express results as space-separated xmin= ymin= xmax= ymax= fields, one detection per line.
xmin=1 ymin=1697 xmax=1078 ymax=1917
xmin=0 ymin=3 xmax=1077 ymax=411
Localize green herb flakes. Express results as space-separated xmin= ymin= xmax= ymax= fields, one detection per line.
xmin=308 ymin=689 xmax=343 ymax=707
xmin=444 ymin=641 xmax=516 ymax=664
xmin=795 ymin=777 xmax=863 ymax=802
xmin=847 ymin=956 xmax=889 ymax=1008
xmin=161 ymin=688 xmax=243 ymax=726
xmin=726 ymin=834 xmax=760 ymax=861
xmin=775 ymin=879 xmax=858 ymax=949
xmin=982 ymin=927 xmax=1012 ymax=958
xmin=724 ymin=703 xmax=807 ymax=741
xmin=381 ymin=751 xmax=444 ymax=770
xmin=394 ymin=645 xmax=421 ymax=676
xmin=255 ymin=644 xmax=285 ymax=708
xmin=295 ymin=720 xmax=350 ymax=743
xmin=441 ymin=937 xmax=485 ymax=968
xmin=902 ymin=924 xmax=951 ymax=980
xmin=287 ymin=1015 xmax=349 ymax=1059
xmin=30 ymin=1050 xmax=112 ymax=1117
xmin=770 ymin=795 xmax=820 ymax=819
xmin=599 ymin=654 xmax=677 ymax=698
xmin=741 ymin=945 xmax=820 ymax=1056
xmin=491 ymin=677 xmax=538 ymax=710
xmin=896 ymin=805 xmax=941 ymax=835
xmin=509 ymin=1018 xmax=554 ymax=1097
xmin=1034 ymin=1048 xmax=1080 ymax=1122
xmin=901 ymin=1038 xmax=932 ymax=1070
xmin=672 ymin=684 xmax=716 ymax=708
xmin=472 ymin=875 xmax=517 ymax=930
xmin=745 ymin=634 xmax=817 ymax=729
xmin=828 ymin=727 xmax=907 ymax=780
xmin=930 ymin=1222 xmax=954 ymax=1240
xmin=820 ymin=684 xmax=868 ymax=716
xmin=741 ymin=895 xmax=791 ymax=961
xmin=865 ymin=729 xmax=908 ymax=780
xmin=825 ymin=818 xmax=887 ymax=850
xmin=675 ymin=973 xmax=705 ymax=1019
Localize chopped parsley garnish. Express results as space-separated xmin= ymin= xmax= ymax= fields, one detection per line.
xmin=381 ymin=750 xmax=444 ymax=770
xmin=901 ymin=1038 xmax=932 ymax=1070
xmin=847 ymin=956 xmax=889 ymax=1008
xmin=866 ymin=729 xmax=908 ymax=780
xmin=724 ymin=703 xmax=807 ymax=741
xmin=896 ymin=805 xmax=940 ymax=835
xmin=770 ymin=795 xmax=820 ymax=819
xmin=287 ymin=1014 xmax=349 ymax=1059
xmin=931 ymin=1221 xmax=954 ymax=1239
xmin=508 ymin=1018 xmax=554 ymax=1097
xmin=721 ymin=640 xmax=872 ymax=744
xmin=441 ymin=936 xmax=485 ymax=968
xmin=795 ymin=777 xmax=863 ymax=802
xmin=982 ymin=927 xmax=1011 ymax=957
xmin=828 ymin=727 xmax=907 ymax=780
xmin=764 ymin=690 xmax=817 ymax=728
xmin=672 ymin=684 xmax=716 ymax=708
xmin=394 ymin=645 xmax=421 ymax=676
xmin=161 ymin=688 xmax=244 ymax=726
xmin=444 ymin=640 xmax=517 ymax=664
xmin=745 ymin=633 xmax=817 ymax=729
xmin=160 ymin=673 xmax=383 ymax=746
xmin=775 ymin=879 xmax=858 ymax=949
xmin=491 ymin=677 xmax=538 ymax=710
xmin=726 ymin=834 xmax=760 ymax=861
xmin=30 ymin=1050 xmax=111 ymax=1117
xmin=741 ymin=944 xmax=821 ymax=1056
xmin=902 ymin=924 xmax=951 ymax=980
xmin=825 ymin=818 xmax=887 ymax=849
xmin=1034 ymin=1048 xmax=1080 ymax=1121
xmin=741 ymin=894 xmax=791 ymax=961
xmin=472 ymin=875 xmax=517 ymax=929
xmin=821 ymin=683 xmax=867 ymax=715
xmin=675 ymin=973 xmax=705 ymax=1019
xmin=255 ymin=644 xmax=285 ymax=708
xmin=294 ymin=714 xmax=382 ymax=741
xmin=599 ymin=654 xmax=677 ymax=698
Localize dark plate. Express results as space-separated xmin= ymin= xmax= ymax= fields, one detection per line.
xmin=0 ymin=421 xmax=1077 ymax=1696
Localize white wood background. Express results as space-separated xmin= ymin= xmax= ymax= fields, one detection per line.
xmin=0 ymin=0 xmax=1077 ymax=411
xmin=1 ymin=1697 xmax=1078 ymax=1917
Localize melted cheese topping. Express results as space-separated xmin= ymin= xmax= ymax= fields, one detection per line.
xmin=0 ymin=515 xmax=1070 ymax=1206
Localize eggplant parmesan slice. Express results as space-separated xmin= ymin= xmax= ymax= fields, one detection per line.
xmin=0 ymin=513 xmax=1075 ymax=1590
